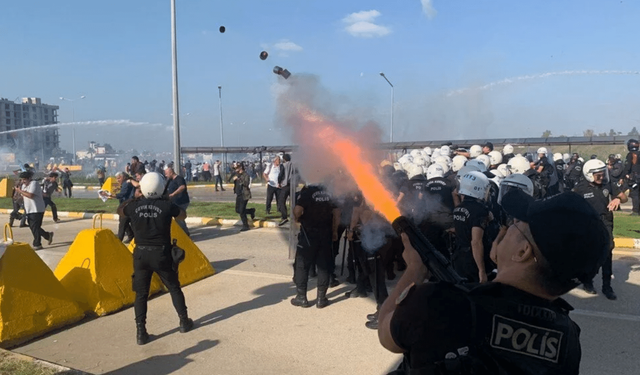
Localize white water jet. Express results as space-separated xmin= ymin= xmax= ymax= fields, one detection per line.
xmin=447 ymin=70 xmax=640 ymax=97
xmin=0 ymin=119 xmax=163 ymax=136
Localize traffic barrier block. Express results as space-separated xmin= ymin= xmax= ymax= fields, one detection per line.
xmin=101 ymin=177 xmax=118 ymax=195
xmin=54 ymin=215 xmax=161 ymax=316
xmin=0 ymin=178 xmax=13 ymax=198
xmin=0 ymin=225 xmax=84 ymax=348
xmin=128 ymin=220 xmax=215 ymax=288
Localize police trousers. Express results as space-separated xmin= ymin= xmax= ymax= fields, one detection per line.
xmin=132 ymin=246 xmax=187 ymax=323
xmin=294 ymin=229 xmax=332 ymax=291
xmin=452 ymin=246 xmax=479 ymax=283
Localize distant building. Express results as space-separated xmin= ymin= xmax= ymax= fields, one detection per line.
xmin=0 ymin=97 xmax=60 ymax=158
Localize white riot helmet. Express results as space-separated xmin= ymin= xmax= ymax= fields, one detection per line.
xmin=497 ymin=163 xmax=511 ymax=178
xmin=440 ymin=145 xmax=451 ymax=157
xmin=537 ymin=147 xmax=548 ymax=156
xmin=498 ymin=174 xmax=534 ymax=204
xmin=488 ymin=151 xmax=503 ymax=166
xmin=507 ymin=155 xmax=531 ymax=174
xmin=553 ymin=153 xmax=563 ymax=162
xmin=426 ymin=163 xmax=445 ymax=179
xmin=456 ymin=165 xmax=482 ymax=180
xmin=458 ymin=171 xmax=490 ymax=200
xmin=398 ymin=154 xmax=412 ymax=164
xmin=476 ymin=154 xmax=492 ymax=170
xmin=423 ymin=146 xmax=432 ymax=156
xmin=563 ymin=153 xmax=571 ymax=163
xmin=406 ymin=163 xmax=424 ymax=179
xmin=583 ymin=159 xmax=607 ymax=183
xmin=578 ymin=157 xmax=584 ymax=163
xmin=489 ymin=168 xmax=505 ymax=185
xmin=502 ymin=144 xmax=514 ymax=155
xmin=469 ymin=145 xmax=483 ymax=158
xmin=410 ymin=149 xmax=422 ymax=159
xmin=140 ymin=172 xmax=165 ymax=199
xmin=431 ymin=149 xmax=441 ymax=159
xmin=465 ymin=159 xmax=487 ymax=172
xmin=451 ymin=155 xmax=467 ymax=172
xmin=413 ymin=156 xmax=427 ymax=166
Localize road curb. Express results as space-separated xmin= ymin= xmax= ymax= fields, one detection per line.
xmin=614 ymin=237 xmax=640 ymax=250
xmin=0 ymin=348 xmax=91 ymax=374
xmin=0 ymin=209 xmax=282 ymax=229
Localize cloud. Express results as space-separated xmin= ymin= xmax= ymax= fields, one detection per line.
xmin=342 ymin=10 xmax=391 ymax=38
xmin=274 ymin=40 xmax=303 ymax=52
xmin=421 ymin=0 xmax=437 ymax=19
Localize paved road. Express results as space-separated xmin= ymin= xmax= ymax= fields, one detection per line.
xmin=7 ymin=215 xmax=640 ymax=375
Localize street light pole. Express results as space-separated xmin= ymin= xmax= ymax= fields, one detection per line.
xmin=59 ymin=95 xmax=85 ymax=164
xmin=171 ymin=0 xmax=182 ymax=175
xmin=218 ymin=85 xmax=226 ymax=173
xmin=379 ymin=72 xmax=394 ymax=143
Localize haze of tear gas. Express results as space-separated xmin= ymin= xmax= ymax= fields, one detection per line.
xmin=275 ymin=74 xmax=401 ymax=222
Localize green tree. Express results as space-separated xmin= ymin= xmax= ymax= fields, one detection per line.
xmin=542 ymin=130 xmax=552 ymax=138
xmin=629 ymin=127 xmax=639 ymax=136
xmin=583 ymin=129 xmax=594 ymax=137
xmin=609 ymin=129 xmax=617 ymax=136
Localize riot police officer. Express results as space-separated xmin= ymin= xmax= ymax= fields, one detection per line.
xmin=564 ymin=153 xmax=583 ymax=189
xmin=452 ymin=171 xmax=492 ymax=283
xmin=623 ymin=139 xmax=640 ymax=215
xmin=378 ymin=190 xmax=609 ymax=375
xmin=573 ymin=159 xmax=627 ymax=300
xmin=291 ymin=184 xmax=339 ymax=308
xmin=120 ymin=172 xmax=193 ymax=345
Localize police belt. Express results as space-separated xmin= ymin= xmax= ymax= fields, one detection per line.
xmin=135 ymin=245 xmax=170 ymax=251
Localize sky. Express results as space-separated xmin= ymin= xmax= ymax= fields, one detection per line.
xmin=2 ymin=0 xmax=640 ymax=154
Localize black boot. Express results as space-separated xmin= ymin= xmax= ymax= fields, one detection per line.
xmin=136 ymin=322 xmax=149 ymax=345
xmin=249 ymin=208 xmax=256 ymax=220
xmin=365 ymin=316 xmax=379 ymax=330
xmin=291 ymin=288 xmax=311 ymax=308
xmin=316 ymin=287 xmax=330 ymax=309
xmin=602 ymin=282 xmax=617 ymax=300
xmin=179 ymin=315 xmax=194 ymax=333
xmin=9 ymin=217 xmax=13 ymax=227
xmin=583 ymin=281 xmax=597 ymax=295
xmin=366 ymin=310 xmax=379 ymax=321
xmin=329 ymin=274 xmax=340 ymax=288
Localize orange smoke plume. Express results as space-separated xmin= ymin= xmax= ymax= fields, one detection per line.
xmin=299 ymin=107 xmax=401 ymax=223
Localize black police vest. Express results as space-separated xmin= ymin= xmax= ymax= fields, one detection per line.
xmin=393 ymin=283 xmax=581 ymax=375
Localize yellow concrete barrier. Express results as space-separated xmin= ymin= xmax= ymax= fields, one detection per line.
xmin=54 ymin=215 xmax=161 ymax=316
xmin=101 ymin=176 xmax=118 ymax=195
xmin=128 ymin=220 xmax=215 ymax=288
xmin=0 ymin=178 xmax=13 ymax=198
xmin=0 ymin=225 xmax=84 ymax=348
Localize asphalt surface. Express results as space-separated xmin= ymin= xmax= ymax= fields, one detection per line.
xmin=6 ymin=215 xmax=640 ymax=375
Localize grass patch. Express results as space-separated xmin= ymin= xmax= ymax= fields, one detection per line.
xmin=0 ymin=198 xmax=286 ymax=221
xmin=613 ymin=211 xmax=640 ymax=239
xmin=0 ymin=352 xmax=58 ymax=375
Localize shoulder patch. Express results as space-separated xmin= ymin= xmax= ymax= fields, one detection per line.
xmin=396 ymin=282 xmax=416 ymax=305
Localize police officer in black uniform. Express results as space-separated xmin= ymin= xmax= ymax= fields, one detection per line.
xmin=452 ymin=171 xmax=492 ymax=283
xmin=623 ymin=139 xmax=640 ymax=215
xmin=564 ymin=153 xmax=583 ymax=189
xmin=424 ymin=163 xmax=458 ymax=259
xmin=120 ymin=172 xmax=194 ymax=345
xmin=291 ymin=183 xmax=339 ymax=309
xmin=378 ymin=190 xmax=609 ymax=375
xmin=573 ymin=159 xmax=627 ymax=300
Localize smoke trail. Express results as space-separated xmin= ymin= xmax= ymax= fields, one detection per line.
xmin=0 ymin=120 xmax=163 ymax=136
xmin=447 ymin=70 xmax=640 ymax=96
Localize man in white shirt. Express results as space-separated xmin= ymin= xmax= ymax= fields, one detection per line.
xmin=213 ymin=160 xmax=225 ymax=191
xmin=262 ymin=156 xmax=283 ymax=215
xmin=15 ymin=170 xmax=53 ymax=250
